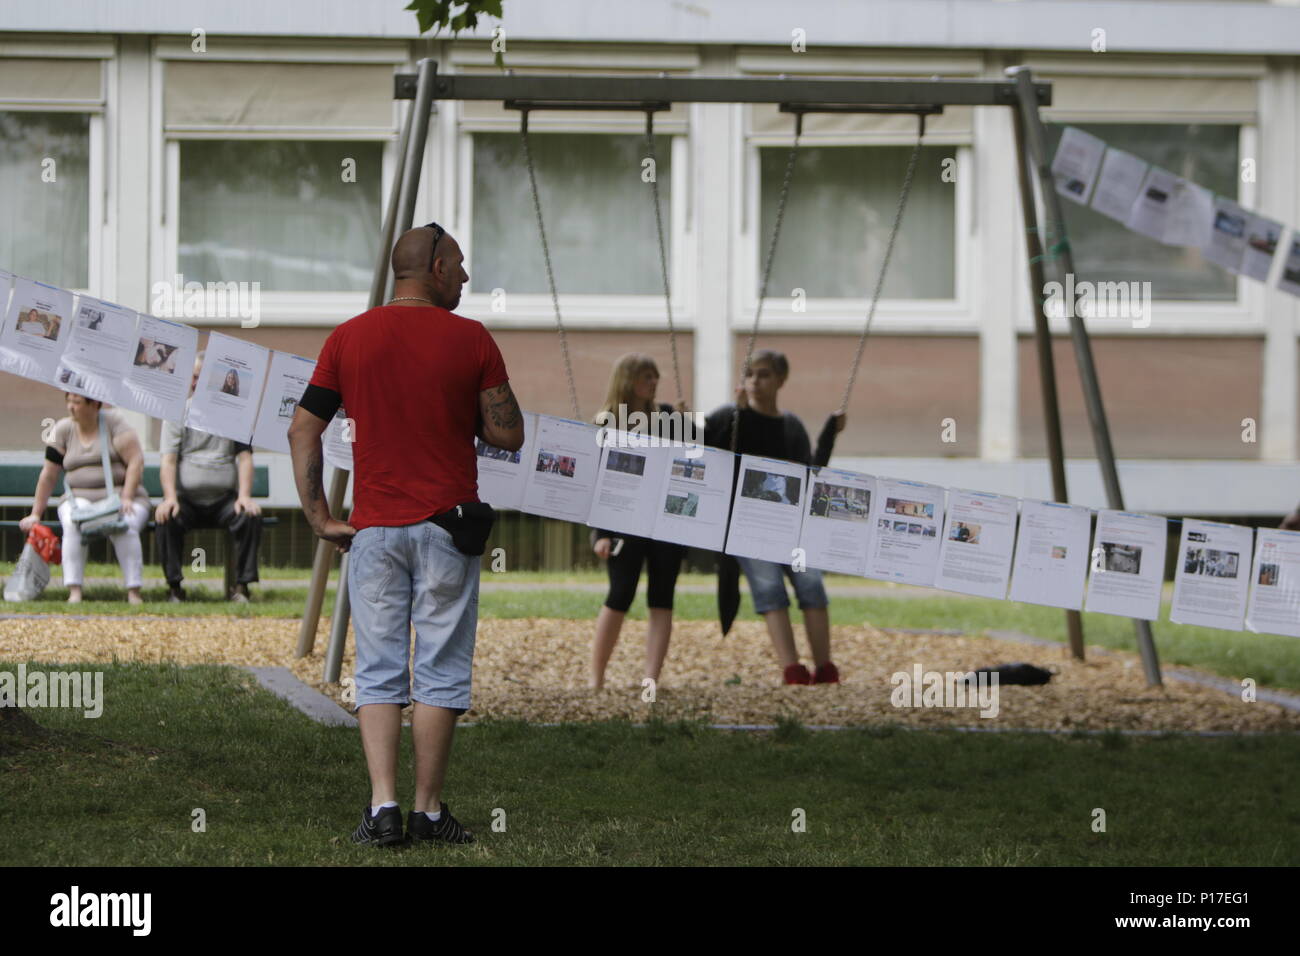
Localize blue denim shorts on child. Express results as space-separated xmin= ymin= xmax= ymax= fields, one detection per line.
xmin=347 ymin=521 xmax=479 ymax=713
xmin=734 ymin=555 xmax=829 ymax=614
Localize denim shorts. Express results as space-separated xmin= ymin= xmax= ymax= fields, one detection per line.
xmin=735 ymin=555 xmax=829 ymax=614
xmin=348 ymin=522 xmax=479 ymax=713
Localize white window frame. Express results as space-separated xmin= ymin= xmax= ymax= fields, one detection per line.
xmin=151 ymin=39 xmax=407 ymax=327
xmin=1025 ymin=122 xmax=1258 ymax=338
xmin=733 ymin=50 xmax=980 ymax=335
xmin=455 ymin=127 xmax=692 ymax=329
xmin=0 ymin=48 xmax=106 ymax=297
xmin=448 ymin=46 xmax=699 ymax=331
xmin=161 ymin=133 xmax=394 ymax=326
xmin=737 ymin=135 xmax=973 ymax=335
xmin=1028 ymin=53 xmax=1267 ymax=337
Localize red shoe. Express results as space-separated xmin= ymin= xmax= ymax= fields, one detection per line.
xmin=812 ymin=662 xmax=840 ymax=684
xmin=783 ymin=663 xmax=812 ymax=685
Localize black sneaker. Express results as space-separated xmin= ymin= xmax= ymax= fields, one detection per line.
xmin=407 ymin=803 xmax=475 ymax=845
xmin=167 ymin=585 xmax=186 ymax=603
xmin=351 ymin=804 xmax=408 ymax=848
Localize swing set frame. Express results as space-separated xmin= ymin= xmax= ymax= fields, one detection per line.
xmin=296 ymin=60 xmax=1167 ymax=689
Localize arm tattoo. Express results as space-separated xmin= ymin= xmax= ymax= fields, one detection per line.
xmin=485 ymin=383 xmax=522 ymax=430
xmin=305 ymin=444 xmax=324 ymax=504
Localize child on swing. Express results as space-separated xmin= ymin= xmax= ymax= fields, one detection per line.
xmin=589 ymin=354 xmax=688 ymax=690
xmin=704 ymin=349 xmax=847 ymax=685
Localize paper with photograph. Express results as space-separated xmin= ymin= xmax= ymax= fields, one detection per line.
xmin=252 ymin=351 xmax=317 ymax=454
xmin=724 ymin=455 xmax=808 ymax=565
xmin=1239 ymin=213 xmax=1284 ymax=283
xmin=934 ymin=489 xmax=1019 ymax=600
xmin=185 ymin=330 xmax=270 ymax=444
xmin=1084 ymin=510 xmax=1168 ymax=621
xmin=586 ymin=434 xmax=673 ymax=538
xmin=518 ymin=415 xmax=603 ymax=523
xmin=1202 ymin=197 xmax=1250 ymax=275
xmin=121 ymin=316 xmax=198 ymax=423
xmin=1051 ymin=127 xmax=1106 ymax=205
xmin=1089 ymin=147 xmax=1149 ymax=224
xmin=865 ymin=478 xmax=945 ymax=587
xmin=651 ymin=446 xmax=735 ymax=552
xmin=1277 ymin=231 xmax=1300 ymax=299
xmin=1170 ymin=519 xmax=1252 ymax=631
xmin=52 ymin=296 xmax=139 ymax=407
xmin=0 ymin=277 xmax=75 ymax=385
xmin=1245 ymin=528 xmax=1300 ymax=638
xmin=1161 ymin=178 xmax=1215 ymax=248
xmin=1007 ymin=499 xmax=1092 ymax=611
xmin=475 ymin=411 xmax=538 ymax=511
xmin=798 ymin=467 xmax=875 ymax=576
xmin=1125 ymin=166 xmax=1180 ymax=243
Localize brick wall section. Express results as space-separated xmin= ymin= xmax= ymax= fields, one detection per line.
xmin=735 ymin=333 xmax=983 ymax=458
xmin=1018 ymin=336 xmax=1263 ymax=459
xmin=4 ymin=330 xmax=1264 ymax=460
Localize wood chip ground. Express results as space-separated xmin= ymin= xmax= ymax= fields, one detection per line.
xmin=2 ymin=616 xmax=1295 ymax=732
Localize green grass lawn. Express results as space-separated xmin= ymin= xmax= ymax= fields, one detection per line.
xmin=2 ymin=662 xmax=1296 ymax=866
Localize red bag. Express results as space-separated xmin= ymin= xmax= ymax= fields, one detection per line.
xmin=28 ymin=523 xmax=61 ymax=566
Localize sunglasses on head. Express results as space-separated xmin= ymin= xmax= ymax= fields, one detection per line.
xmin=423 ymin=221 xmax=446 ymax=274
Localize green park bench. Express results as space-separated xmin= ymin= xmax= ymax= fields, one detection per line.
xmin=1 ymin=462 xmax=276 ymax=597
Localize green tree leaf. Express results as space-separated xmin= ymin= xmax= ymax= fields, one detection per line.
xmin=407 ymin=0 xmax=502 ymax=38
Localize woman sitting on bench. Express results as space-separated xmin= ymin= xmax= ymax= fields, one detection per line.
xmin=19 ymin=393 xmax=151 ymax=604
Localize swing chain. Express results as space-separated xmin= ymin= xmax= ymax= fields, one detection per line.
xmin=732 ymin=114 xmax=802 ymax=453
xmin=838 ymin=112 xmax=926 ymax=415
xmin=520 ymin=108 xmax=582 ymax=421
xmin=644 ymin=111 xmax=685 ymax=408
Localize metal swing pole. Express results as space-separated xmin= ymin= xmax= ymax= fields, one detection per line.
xmin=1007 ymin=66 xmax=1162 ymax=686
xmin=298 ymin=56 xmax=439 ymax=664
xmin=1010 ymin=90 xmax=1086 ymax=662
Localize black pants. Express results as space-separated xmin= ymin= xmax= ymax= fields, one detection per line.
xmin=604 ymin=534 xmax=684 ymax=612
xmin=156 ymin=491 xmax=262 ymax=588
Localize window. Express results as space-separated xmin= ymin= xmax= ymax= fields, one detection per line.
xmin=177 ymin=140 xmax=383 ymax=292
xmin=471 ymin=132 xmax=672 ymax=295
xmin=0 ymin=112 xmax=89 ymax=288
xmin=758 ymin=145 xmax=956 ymax=299
xmin=1045 ymin=123 xmax=1240 ymax=301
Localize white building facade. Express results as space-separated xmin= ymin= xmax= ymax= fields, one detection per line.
xmin=2 ymin=0 xmax=1299 ymax=516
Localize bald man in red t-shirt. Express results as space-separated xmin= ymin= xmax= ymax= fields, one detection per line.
xmin=289 ymin=223 xmax=524 ymax=849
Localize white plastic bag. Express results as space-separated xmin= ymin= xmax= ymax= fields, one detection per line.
xmin=4 ymin=542 xmax=51 ymax=602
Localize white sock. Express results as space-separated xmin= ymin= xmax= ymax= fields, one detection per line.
xmin=370 ymin=801 xmax=398 ymax=817
xmin=423 ymin=809 xmax=442 ymax=822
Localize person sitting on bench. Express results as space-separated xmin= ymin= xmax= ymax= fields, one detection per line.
xmin=20 ymin=393 xmax=151 ymax=604
xmin=155 ymin=351 xmax=263 ymax=602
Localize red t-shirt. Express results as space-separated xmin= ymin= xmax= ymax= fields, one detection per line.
xmin=308 ymin=305 xmax=509 ymax=530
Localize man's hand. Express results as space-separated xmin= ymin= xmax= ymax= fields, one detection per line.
xmin=18 ymin=513 xmax=40 ymax=534
xmin=315 ymin=517 xmax=357 ymax=553
xmin=155 ymin=498 xmax=179 ymax=524
xmin=234 ymin=496 xmax=262 ymax=518
xmin=593 ymin=537 xmax=612 ymax=559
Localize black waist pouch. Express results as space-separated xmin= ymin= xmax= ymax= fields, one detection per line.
xmin=428 ymin=502 xmax=496 ymax=556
